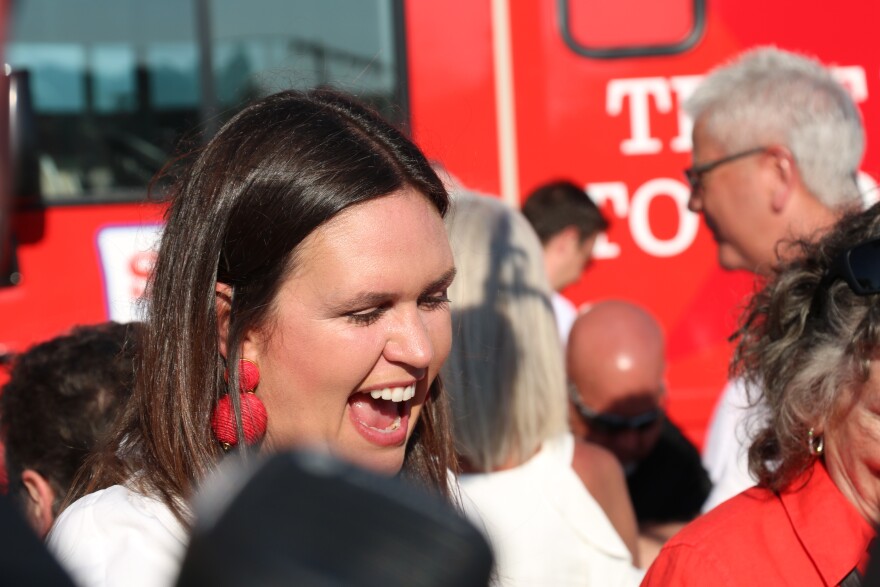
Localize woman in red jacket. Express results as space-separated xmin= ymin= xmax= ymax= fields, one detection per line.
xmin=643 ymin=203 xmax=880 ymax=586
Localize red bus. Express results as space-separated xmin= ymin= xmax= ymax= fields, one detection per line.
xmin=1 ymin=0 xmax=877 ymax=452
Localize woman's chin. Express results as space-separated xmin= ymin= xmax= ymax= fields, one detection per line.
xmin=258 ymin=429 xmax=409 ymax=475
xmin=337 ymin=446 xmax=407 ymax=476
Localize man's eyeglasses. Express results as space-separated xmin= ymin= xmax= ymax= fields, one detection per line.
xmin=683 ymin=147 xmax=768 ymax=194
xmin=568 ymin=385 xmax=662 ymax=435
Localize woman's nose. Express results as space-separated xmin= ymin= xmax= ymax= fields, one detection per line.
xmin=383 ymin=306 xmax=434 ymax=369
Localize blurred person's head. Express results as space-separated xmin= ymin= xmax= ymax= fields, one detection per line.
xmin=736 ymin=201 xmax=880 ymax=525
xmin=0 ymin=322 xmax=139 ymax=537
xmin=443 ymin=194 xmax=568 ymax=471
xmin=521 ymin=180 xmax=608 ymax=291
xmin=566 ymin=301 xmax=665 ymax=469
xmin=684 ymin=47 xmax=864 ymax=275
xmin=178 ymin=450 xmax=493 ymax=587
xmin=79 ymin=89 xmax=457 ymax=520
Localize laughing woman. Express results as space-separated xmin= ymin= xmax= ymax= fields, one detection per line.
xmin=47 ymin=90 xmax=458 ymax=587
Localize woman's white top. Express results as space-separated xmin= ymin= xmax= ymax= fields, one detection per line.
xmin=459 ymin=433 xmax=644 ymax=586
xmin=47 ymin=485 xmax=188 ymax=587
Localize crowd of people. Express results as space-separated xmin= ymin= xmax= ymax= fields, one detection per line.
xmin=0 ymin=45 xmax=877 ymax=586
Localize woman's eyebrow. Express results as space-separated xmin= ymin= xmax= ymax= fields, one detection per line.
xmin=327 ymin=267 xmax=457 ymax=313
xmin=423 ymin=267 xmax=457 ymax=294
xmin=327 ymin=291 xmax=391 ymax=313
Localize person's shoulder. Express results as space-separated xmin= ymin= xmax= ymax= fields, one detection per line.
xmin=571 ymin=438 xmax=623 ymax=481
xmin=663 ymin=485 xmax=776 ymax=547
xmin=642 ymin=536 xmax=737 ymax=586
xmin=49 ymin=485 xmax=129 ymax=540
xmin=50 ymin=483 xmax=188 ymax=552
xmin=53 ymin=484 xmax=174 ymax=528
xmin=642 ymin=486 xmax=779 ymax=586
xmin=571 ymin=438 xmax=630 ymax=503
xmin=48 ymin=485 xmax=188 ymax=587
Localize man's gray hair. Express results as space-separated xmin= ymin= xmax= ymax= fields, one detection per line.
xmin=685 ymin=47 xmax=864 ymax=208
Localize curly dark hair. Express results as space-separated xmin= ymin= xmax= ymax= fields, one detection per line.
xmin=733 ymin=202 xmax=880 ymax=491
xmin=1 ymin=322 xmax=139 ymax=514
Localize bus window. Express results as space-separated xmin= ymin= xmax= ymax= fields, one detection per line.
xmin=559 ymin=0 xmax=705 ymax=59
xmin=6 ymin=0 xmax=404 ymax=204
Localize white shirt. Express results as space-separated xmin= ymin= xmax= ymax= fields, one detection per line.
xmin=552 ymin=292 xmax=578 ymax=348
xmin=701 ymin=377 xmax=763 ymax=512
xmin=47 ymin=485 xmax=188 ymax=587
xmin=460 ymin=434 xmax=644 ymax=586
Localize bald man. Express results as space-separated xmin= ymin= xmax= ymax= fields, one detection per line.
xmin=567 ymin=301 xmax=710 ymax=561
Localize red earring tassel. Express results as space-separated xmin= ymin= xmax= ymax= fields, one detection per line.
xmin=212 ymin=359 xmax=268 ymax=448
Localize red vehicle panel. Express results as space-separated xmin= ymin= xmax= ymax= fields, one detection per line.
xmin=1 ymin=0 xmax=878 ymax=452
xmin=406 ymin=0 xmax=879 ymax=445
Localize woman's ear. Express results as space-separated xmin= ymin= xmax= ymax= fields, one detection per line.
xmin=20 ymin=469 xmax=56 ymax=538
xmin=216 ymin=282 xmax=233 ymax=359
xmin=216 ymin=282 xmax=260 ymax=362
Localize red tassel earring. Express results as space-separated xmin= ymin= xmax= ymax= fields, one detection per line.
xmin=211 ymin=359 xmax=268 ymax=449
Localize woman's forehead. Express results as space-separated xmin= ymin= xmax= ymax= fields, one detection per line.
xmin=287 ymin=189 xmax=451 ymax=282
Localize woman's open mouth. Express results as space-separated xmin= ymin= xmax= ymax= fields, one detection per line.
xmin=348 ymin=383 xmax=417 ymax=446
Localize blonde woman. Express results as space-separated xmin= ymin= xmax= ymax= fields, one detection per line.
xmin=444 ymin=193 xmax=643 ymax=586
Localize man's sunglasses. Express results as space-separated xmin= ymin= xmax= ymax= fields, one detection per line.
xmin=569 ymin=385 xmax=662 ymax=434
xmin=808 ymin=237 xmax=880 ymax=322
xmin=823 ymin=237 xmax=880 ymax=296
xmin=683 ymin=147 xmax=768 ymax=194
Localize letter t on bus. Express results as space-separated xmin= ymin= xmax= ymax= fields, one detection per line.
xmin=606 ymin=77 xmax=672 ymax=156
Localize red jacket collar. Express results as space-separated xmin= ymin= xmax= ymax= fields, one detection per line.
xmin=779 ymin=461 xmax=874 ymax=585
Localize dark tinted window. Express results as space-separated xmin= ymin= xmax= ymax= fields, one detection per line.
xmin=559 ymin=0 xmax=705 ymax=59
xmin=7 ymin=0 xmax=404 ymax=203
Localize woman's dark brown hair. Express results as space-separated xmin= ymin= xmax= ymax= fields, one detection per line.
xmin=71 ymin=89 xmax=457 ymax=521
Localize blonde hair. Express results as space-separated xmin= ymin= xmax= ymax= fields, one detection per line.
xmin=443 ymin=193 xmax=569 ymax=471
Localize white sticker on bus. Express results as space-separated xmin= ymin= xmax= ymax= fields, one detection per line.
xmin=96 ymin=223 xmax=163 ymax=323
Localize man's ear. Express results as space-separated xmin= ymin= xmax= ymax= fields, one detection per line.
xmin=768 ymin=147 xmax=797 ymax=213
xmin=216 ymin=282 xmax=233 ymax=359
xmin=20 ymin=469 xmax=56 ymax=538
xmin=549 ymin=226 xmax=580 ymax=253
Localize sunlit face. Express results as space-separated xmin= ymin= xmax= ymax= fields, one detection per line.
xmin=688 ymin=120 xmax=779 ymax=275
xmin=824 ymin=360 xmax=880 ymax=525
xmin=245 ymin=188 xmax=455 ymax=474
xmin=557 ymin=233 xmax=597 ymax=290
xmin=569 ymin=351 xmax=665 ymax=468
xmin=570 ymin=234 xmax=598 ymax=285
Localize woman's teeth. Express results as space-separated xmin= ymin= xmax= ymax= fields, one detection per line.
xmin=369 ymin=384 xmax=415 ymax=403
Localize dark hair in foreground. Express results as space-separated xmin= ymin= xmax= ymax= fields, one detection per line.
xmin=521 ymin=180 xmax=608 ymax=243
xmin=71 ymin=89 xmax=456 ymax=521
xmin=1 ymin=322 xmax=139 ymax=514
xmin=734 ymin=202 xmax=880 ymax=491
